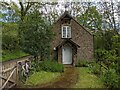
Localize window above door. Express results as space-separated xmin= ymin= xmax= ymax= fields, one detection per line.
xmin=62 ymin=25 xmax=71 ymax=38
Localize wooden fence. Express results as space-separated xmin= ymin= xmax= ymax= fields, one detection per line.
xmin=0 ymin=55 xmax=33 ymax=89
xmin=0 ymin=65 xmax=17 ymax=90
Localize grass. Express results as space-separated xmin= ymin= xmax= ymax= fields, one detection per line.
xmin=1 ymin=50 xmax=29 ymax=62
xmin=24 ymin=71 xmax=60 ymax=86
xmin=73 ymin=67 xmax=105 ymax=88
xmin=39 ymin=60 xmax=64 ymax=72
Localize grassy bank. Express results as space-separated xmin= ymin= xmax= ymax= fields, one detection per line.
xmin=1 ymin=50 xmax=29 ymax=62
xmin=24 ymin=71 xmax=60 ymax=87
xmin=73 ymin=67 xmax=105 ymax=88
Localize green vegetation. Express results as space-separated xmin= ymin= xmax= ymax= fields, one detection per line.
xmin=75 ymin=58 xmax=120 ymax=88
xmin=102 ymin=69 xmax=119 ymax=88
xmin=39 ymin=60 xmax=64 ymax=72
xmin=90 ymin=62 xmax=101 ymax=75
xmin=94 ymin=48 xmax=120 ymax=88
xmin=77 ymin=6 xmax=102 ymax=31
xmin=2 ymin=22 xmax=19 ymax=51
xmin=76 ymin=60 xmax=92 ymax=67
xmin=25 ymin=71 xmax=60 ymax=86
xmin=20 ymin=9 xmax=53 ymax=60
xmin=1 ymin=1 xmax=120 ymax=88
xmin=2 ymin=50 xmax=29 ymax=62
xmin=18 ymin=60 xmax=64 ymax=86
xmin=73 ymin=67 xmax=105 ymax=88
xmin=90 ymin=62 xmax=120 ymax=88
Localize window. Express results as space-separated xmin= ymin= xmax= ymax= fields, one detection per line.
xmin=62 ymin=26 xmax=71 ymax=38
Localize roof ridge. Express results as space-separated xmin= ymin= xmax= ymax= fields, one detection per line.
xmin=53 ymin=11 xmax=93 ymax=36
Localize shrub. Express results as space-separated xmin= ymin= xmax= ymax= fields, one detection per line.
xmin=117 ymin=57 xmax=120 ymax=74
xmin=2 ymin=31 xmax=19 ymax=51
xmin=91 ymin=62 xmax=101 ymax=75
xmin=102 ymin=69 xmax=119 ymax=88
xmin=31 ymin=60 xmax=41 ymax=72
xmin=95 ymin=49 xmax=108 ymax=61
xmin=39 ymin=60 xmax=64 ymax=72
xmin=76 ymin=60 xmax=90 ymax=67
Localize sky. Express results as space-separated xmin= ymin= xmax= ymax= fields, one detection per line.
xmin=2 ymin=0 xmax=120 ymax=3
xmin=1 ymin=0 xmax=120 ymax=33
xmin=1 ymin=0 xmax=120 ymax=29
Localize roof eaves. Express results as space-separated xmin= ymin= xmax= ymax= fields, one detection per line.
xmin=72 ymin=18 xmax=93 ymax=36
xmin=56 ymin=39 xmax=80 ymax=48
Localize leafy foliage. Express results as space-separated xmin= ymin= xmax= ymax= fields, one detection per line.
xmin=2 ymin=22 xmax=19 ymax=51
xmin=30 ymin=60 xmax=41 ymax=72
xmin=76 ymin=60 xmax=90 ymax=67
xmin=95 ymin=49 xmax=108 ymax=61
xmin=89 ymin=28 xmax=120 ymax=88
xmin=39 ymin=60 xmax=64 ymax=72
xmin=112 ymin=35 xmax=120 ymax=56
xmin=1 ymin=1 xmax=120 ymax=88
xmin=103 ymin=30 xmax=116 ymax=50
xmin=94 ymin=33 xmax=120 ymax=88
xmin=91 ymin=62 xmax=101 ymax=75
xmin=94 ymin=30 xmax=116 ymax=50
xmin=20 ymin=9 xmax=53 ymax=60
xmin=102 ymin=69 xmax=119 ymax=88
xmin=77 ymin=6 xmax=102 ymax=31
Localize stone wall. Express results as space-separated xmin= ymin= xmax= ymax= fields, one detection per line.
xmin=50 ymin=16 xmax=94 ymax=64
xmin=71 ymin=19 xmax=94 ymax=61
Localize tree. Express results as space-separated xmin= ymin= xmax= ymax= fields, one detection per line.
xmin=0 ymin=1 xmax=35 ymax=21
xmin=98 ymin=1 xmax=119 ymax=33
xmin=2 ymin=22 xmax=19 ymax=51
xmin=112 ymin=35 xmax=120 ymax=57
xmin=20 ymin=9 xmax=53 ymax=61
xmin=77 ymin=6 xmax=102 ymax=31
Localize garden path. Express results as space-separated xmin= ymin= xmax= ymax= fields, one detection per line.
xmin=37 ymin=67 xmax=78 ymax=88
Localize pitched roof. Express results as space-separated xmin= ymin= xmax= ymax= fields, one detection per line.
xmin=59 ymin=11 xmax=72 ymax=19
xmin=54 ymin=11 xmax=93 ymax=36
xmin=56 ymin=39 xmax=80 ymax=48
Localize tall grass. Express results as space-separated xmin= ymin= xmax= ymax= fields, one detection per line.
xmin=39 ymin=60 xmax=64 ymax=72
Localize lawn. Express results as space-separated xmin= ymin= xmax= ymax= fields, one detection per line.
xmin=24 ymin=71 xmax=60 ymax=87
xmin=1 ymin=50 xmax=29 ymax=62
xmin=18 ymin=67 xmax=105 ymax=88
xmin=72 ymin=67 xmax=105 ymax=88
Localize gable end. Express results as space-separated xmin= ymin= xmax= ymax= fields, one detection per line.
xmin=53 ymin=11 xmax=93 ymax=36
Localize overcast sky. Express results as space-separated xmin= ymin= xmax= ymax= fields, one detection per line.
xmin=2 ymin=0 xmax=120 ymax=3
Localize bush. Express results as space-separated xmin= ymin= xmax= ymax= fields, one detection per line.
xmin=39 ymin=60 xmax=64 ymax=72
xmin=76 ymin=60 xmax=90 ymax=67
xmin=95 ymin=49 xmax=107 ymax=61
xmin=117 ymin=57 xmax=120 ymax=74
xmin=2 ymin=31 xmax=19 ymax=51
xmin=102 ymin=69 xmax=119 ymax=88
xmin=31 ymin=60 xmax=41 ymax=72
xmin=91 ymin=62 xmax=101 ymax=75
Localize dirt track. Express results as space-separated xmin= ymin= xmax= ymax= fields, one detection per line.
xmin=38 ymin=67 xmax=78 ymax=88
